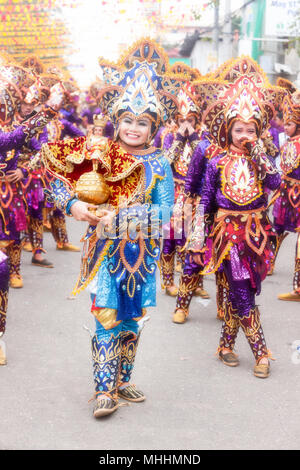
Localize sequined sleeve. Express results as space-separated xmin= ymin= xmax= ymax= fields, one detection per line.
xmin=198 ymin=157 xmax=219 ymax=217
xmin=153 ymin=126 xmax=164 ymax=148
xmin=163 ymin=133 xmax=186 ymax=166
xmin=263 ymin=157 xmax=281 ymax=191
xmin=188 ymin=131 xmax=201 ymax=152
xmin=151 ymin=155 xmax=175 ymax=225
xmin=60 ymin=119 xmax=85 ymax=138
xmin=184 ymin=138 xmax=211 ymax=197
xmin=48 ymin=177 xmax=76 ymax=213
xmin=186 ymin=158 xmax=218 ymax=252
xmin=0 ymin=126 xmax=26 ymax=153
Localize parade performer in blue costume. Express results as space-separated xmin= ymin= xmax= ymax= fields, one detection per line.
xmin=42 ymin=39 xmax=183 ymax=418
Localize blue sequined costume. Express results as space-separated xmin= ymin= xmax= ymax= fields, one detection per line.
xmin=43 ymin=38 xmax=183 ymax=412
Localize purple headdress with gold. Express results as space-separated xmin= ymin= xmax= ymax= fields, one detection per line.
xmin=194 ymin=56 xmax=285 ymax=148
xmin=277 ymin=77 xmax=300 ymax=126
xmin=0 ymin=52 xmax=38 ymax=125
xmin=169 ymin=63 xmax=201 ymax=121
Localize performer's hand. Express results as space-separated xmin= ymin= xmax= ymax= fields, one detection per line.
xmin=6 ymin=169 xmax=24 ymax=183
xmin=70 ymin=201 xmax=100 ymax=224
xmin=177 ymin=123 xmax=188 ymax=137
xmin=185 ymin=122 xmax=195 ymax=136
xmin=189 ymin=253 xmax=204 ymax=266
xmin=46 ymin=83 xmax=65 ymax=111
xmin=241 ymin=138 xmax=256 ymax=153
xmin=97 ymin=209 xmax=115 ymax=230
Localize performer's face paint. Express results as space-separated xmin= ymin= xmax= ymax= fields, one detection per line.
xmin=177 ymin=116 xmax=197 ymax=128
xmin=118 ymin=115 xmax=152 ymax=150
xmin=93 ymin=126 xmax=103 ymax=136
xmin=230 ymin=120 xmax=257 ymax=150
xmin=284 ymin=120 xmax=297 ymax=137
xmin=20 ymin=102 xmax=36 ymax=118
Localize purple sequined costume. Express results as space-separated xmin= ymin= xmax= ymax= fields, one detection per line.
xmin=173 ymin=133 xmax=216 ymax=315
xmin=0 ymin=109 xmax=56 ymax=321
xmin=154 ymin=128 xmax=203 ymax=292
xmin=43 ymin=117 xmax=85 ymax=246
xmin=0 ymin=121 xmax=52 ymax=280
xmin=0 ymin=250 xmax=9 ymax=335
xmin=17 ymin=126 xmax=49 ymax=255
xmin=273 ymin=135 xmax=300 ymax=292
xmin=189 ymin=145 xmax=281 ymax=360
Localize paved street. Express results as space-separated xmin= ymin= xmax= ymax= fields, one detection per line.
xmin=0 ymin=218 xmax=300 ymax=450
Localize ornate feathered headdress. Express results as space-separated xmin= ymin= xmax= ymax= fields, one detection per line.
xmin=281 ymin=89 xmax=300 ymax=126
xmin=275 ymin=76 xmax=300 ymax=125
xmin=0 ymin=52 xmax=37 ymax=125
xmin=169 ymin=63 xmax=201 ymax=121
xmin=195 ymin=56 xmax=285 ymax=148
xmin=20 ymin=54 xmax=67 ymax=105
xmin=21 ymin=55 xmax=45 ymax=76
xmin=276 ymin=77 xmax=297 ymax=95
xmin=88 ymin=79 xmax=104 ymax=105
xmin=97 ymin=38 xmax=185 ymax=137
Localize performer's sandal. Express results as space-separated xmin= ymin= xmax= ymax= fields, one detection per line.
xmin=93 ymin=394 xmax=119 ymax=418
xmin=22 ymin=242 xmax=33 ymax=252
xmin=172 ymin=309 xmax=187 ymax=324
xmin=277 ymin=290 xmax=300 ymax=302
xmin=253 ymin=360 xmax=270 ymax=378
xmin=165 ymin=285 xmax=178 ymax=297
xmin=118 ymin=384 xmax=146 ymax=402
xmin=219 ymin=350 xmax=239 ymax=367
xmin=9 ymin=274 xmax=23 ymax=289
xmin=56 ymin=243 xmax=80 ymax=252
xmin=194 ymin=287 xmax=210 ymax=299
xmin=0 ymin=345 xmax=7 ymax=365
xmin=31 ymin=257 xmax=54 ymax=268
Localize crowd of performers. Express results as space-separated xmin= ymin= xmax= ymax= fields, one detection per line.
xmin=0 ymin=39 xmax=299 ymax=419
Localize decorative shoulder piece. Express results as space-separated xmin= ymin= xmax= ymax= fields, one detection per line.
xmin=21 ymin=107 xmax=57 ymax=141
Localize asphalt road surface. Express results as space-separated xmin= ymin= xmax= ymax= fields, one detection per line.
xmin=1 ymin=218 xmax=299 ymax=450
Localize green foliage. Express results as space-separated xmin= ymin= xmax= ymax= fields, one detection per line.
xmin=191 ymin=0 xmax=218 ymax=22
xmin=231 ymin=15 xmax=242 ymax=33
xmin=288 ymin=8 xmax=300 ymax=55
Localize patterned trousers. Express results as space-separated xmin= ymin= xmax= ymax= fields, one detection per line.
xmin=218 ymin=260 xmax=269 ymax=362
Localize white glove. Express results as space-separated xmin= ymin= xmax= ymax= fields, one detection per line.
xmin=46 ymin=83 xmax=65 ymax=110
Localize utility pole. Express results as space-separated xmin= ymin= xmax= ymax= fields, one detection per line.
xmin=212 ymin=0 xmax=220 ymax=67
xmin=223 ymin=0 xmax=232 ymax=61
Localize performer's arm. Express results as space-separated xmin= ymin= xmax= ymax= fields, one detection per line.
xmin=187 ymin=158 xmax=218 ymax=256
xmin=247 ymin=140 xmax=281 ymax=190
xmin=60 ymin=119 xmax=85 ymax=138
xmin=49 ymin=178 xmax=100 ymax=225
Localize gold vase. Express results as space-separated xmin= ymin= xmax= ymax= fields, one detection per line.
xmin=75 ymin=160 xmax=110 ymax=205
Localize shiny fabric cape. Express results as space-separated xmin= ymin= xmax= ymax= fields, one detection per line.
xmin=41 ymin=138 xmax=146 ymax=207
